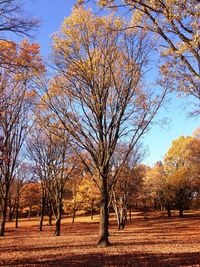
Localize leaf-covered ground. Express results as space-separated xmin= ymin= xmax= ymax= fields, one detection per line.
xmin=1 ymin=211 xmax=200 ymax=266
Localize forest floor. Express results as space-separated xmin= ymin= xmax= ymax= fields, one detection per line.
xmin=1 ymin=211 xmax=200 ymax=267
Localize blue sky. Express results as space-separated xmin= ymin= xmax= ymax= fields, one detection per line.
xmin=24 ymin=0 xmax=199 ymax=166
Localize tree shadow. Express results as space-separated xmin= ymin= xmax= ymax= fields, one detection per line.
xmin=1 ymin=251 xmax=200 ymax=266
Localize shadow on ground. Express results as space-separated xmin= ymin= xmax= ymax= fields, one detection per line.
xmin=1 ymin=251 xmax=200 ymax=267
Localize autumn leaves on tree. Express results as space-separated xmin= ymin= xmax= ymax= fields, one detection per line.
xmin=0 ymin=2 xmax=43 ymax=235
xmin=43 ymin=7 xmax=167 ymax=246
xmin=96 ymin=0 xmax=200 ymax=109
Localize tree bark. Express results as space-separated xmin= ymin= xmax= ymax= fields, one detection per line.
xmin=72 ymin=206 xmax=76 ymax=223
xmin=9 ymin=212 xmax=13 ymax=222
xmin=0 ymin=200 xmax=7 ymax=236
xmin=54 ymin=202 xmax=62 ymax=236
xmin=129 ymin=207 xmax=132 ymax=222
xmin=179 ymin=208 xmax=184 ymax=218
xmin=15 ymin=203 xmax=19 ymax=228
xmin=54 ymin=217 xmax=61 ymax=236
xmin=28 ymin=206 xmax=31 ymax=219
xmin=47 ymin=200 xmax=53 ymax=226
xmin=72 ymin=191 xmax=77 ymax=223
xmin=39 ymin=195 xmax=46 ymax=231
xmin=97 ymin=177 xmax=110 ymax=247
xmin=167 ymin=205 xmax=171 ymax=217
xmin=0 ymin=192 xmax=8 ymax=236
xmin=91 ymin=200 xmax=94 ymax=220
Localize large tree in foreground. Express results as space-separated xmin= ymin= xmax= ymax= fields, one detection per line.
xmin=47 ymin=7 xmax=167 ymax=247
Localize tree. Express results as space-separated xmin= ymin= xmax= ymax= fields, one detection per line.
xmin=46 ymin=7 xmax=167 ymax=246
xmin=144 ymin=161 xmax=174 ymax=216
xmin=13 ymin=163 xmax=33 ymax=228
xmin=75 ymin=172 xmax=100 ymax=221
xmin=27 ymin=126 xmax=75 ymax=236
xmin=91 ymin=0 xmax=200 ymax=114
xmin=0 ymin=40 xmax=43 ymax=236
xmin=164 ymin=136 xmax=198 ymax=217
xmin=20 ymin=182 xmax=41 ymax=218
xmin=79 ymin=173 xmax=100 ymax=220
xmin=111 ymin=147 xmax=144 ymax=229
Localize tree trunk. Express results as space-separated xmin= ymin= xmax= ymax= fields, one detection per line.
xmin=91 ymin=200 xmax=94 ymax=220
xmin=179 ymin=208 xmax=184 ymax=218
xmin=118 ymin=218 xmax=125 ymax=230
xmin=9 ymin=208 xmax=14 ymax=222
xmin=54 ymin=203 xmax=62 ymax=236
xmin=118 ymin=198 xmax=126 ymax=230
xmin=28 ymin=206 xmax=32 ymax=219
xmin=167 ymin=205 xmax=171 ymax=217
xmin=72 ymin=206 xmax=76 ymax=223
xmin=112 ymin=193 xmax=119 ymax=229
xmin=39 ymin=195 xmax=45 ymax=231
xmin=0 ymin=192 xmax=8 ymax=236
xmin=72 ymin=190 xmax=77 ymax=223
xmin=0 ymin=200 xmax=7 ymax=236
xmin=129 ymin=208 xmax=132 ymax=222
xmin=15 ymin=204 xmax=19 ymax=228
xmin=97 ymin=177 xmax=110 ymax=247
xmin=144 ymin=204 xmax=148 ymax=220
xmin=47 ymin=200 xmax=53 ymax=226
xmin=54 ymin=217 xmax=61 ymax=236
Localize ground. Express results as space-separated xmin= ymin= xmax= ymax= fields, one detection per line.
xmin=1 ymin=211 xmax=200 ymax=266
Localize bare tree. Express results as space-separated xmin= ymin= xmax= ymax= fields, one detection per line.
xmin=27 ymin=126 xmax=75 ymax=236
xmin=0 ymin=78 xmax=32 ymax=236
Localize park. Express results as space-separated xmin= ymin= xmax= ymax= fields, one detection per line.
xmin=0 ymin=0 xmax=200 ymax=266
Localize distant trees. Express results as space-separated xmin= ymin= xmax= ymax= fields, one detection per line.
xmin=20 ymin=182 xmax=41 ymax=218
xmin=142 ymin=135 xmax=200 ymax=218
xmin=164 ymin=136 xmax=200 ymax=217
xmin=46 ymin=7 xmax=167 ymax=246
xmin=111 ymin=148 xmax=144 ymax=230
xmin=78 ymin=174 xmax=100 ymax=220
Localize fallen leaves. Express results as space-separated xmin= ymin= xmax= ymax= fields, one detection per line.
xmin=1 ymin=212 xmax=200 ymax=266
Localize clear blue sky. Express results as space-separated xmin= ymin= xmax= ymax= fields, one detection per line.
xmin=24 ymin=0 xmax=199 ymax=166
